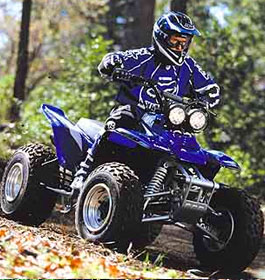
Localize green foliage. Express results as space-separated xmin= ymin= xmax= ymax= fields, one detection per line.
xmin=0 ymin=35 xmax=115 ymax=155
xmin=155 ymin=0 xmax=169 ymax=19
xmin=19 ymin=35 xmax=115 ymax=145
xmin=0 ymin=75 xmax=16 ymax=159
xmin=188 ymin=0 xmax=265 ymax=190
xmin=0 ymin=75 xmax=14 ymax=123
xmin=1 ymin=0 xmax=264 ymax=195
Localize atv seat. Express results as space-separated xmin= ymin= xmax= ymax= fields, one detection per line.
xmin=76 ymin=118 xmax=105 ymax=142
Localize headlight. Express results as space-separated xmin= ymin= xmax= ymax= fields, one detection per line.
xmin=169 ymin=106 xmax=186 ymax=125
xmin=189 ymin=109 xmax=208 ymax=131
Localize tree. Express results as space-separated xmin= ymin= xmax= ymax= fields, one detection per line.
xmin=0 ymin=1 xmax=20 ymax=76
xmin=2 ymin=0 xmax=107 ymax=121
xmin=188 ymin=0 xmax=265 ymax=192
xmin=26 ymin=0 xmax=107 ymax=94
xmin=0 ymin=0 xmax=114 ymax=159
xmin=16 ymin=36 xmax=116 ymax=147
xmin=124 ymin=0 xmax=156 ymax=48
xmin=11 ymin=0 xmax=32 ymax=121
xmin=170 ymin=0 xmax=188 ymax=12
xmin=106 ymin=0 xmax=156 ymax=49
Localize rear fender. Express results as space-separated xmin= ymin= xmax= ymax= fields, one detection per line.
xmin=41 ymin=104 xmax=92 ymax=170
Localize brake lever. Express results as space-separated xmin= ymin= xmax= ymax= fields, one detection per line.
xmin=208 ymin=109 xmax=217 ymax=117
xmin=196 ymin=100 xmax=217 ymax=116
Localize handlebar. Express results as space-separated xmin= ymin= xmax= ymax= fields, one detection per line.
xmin=112 ymin=68 xmax=184 ymax=102
xmin=111 ymin=68 xmax=211 ymax=111
xmin=112 ymin=68 xmax=153 ymax=86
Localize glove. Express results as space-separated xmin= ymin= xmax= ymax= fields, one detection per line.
xmin=198 ymin=84 xmax=220 ymax=109
xmin=98 ymin=53 xmax=123 ymax=77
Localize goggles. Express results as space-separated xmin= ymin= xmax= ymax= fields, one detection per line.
xmin=167 ymin=33 xmax=192 ymax=51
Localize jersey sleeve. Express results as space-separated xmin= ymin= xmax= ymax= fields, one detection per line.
xmin=114 ymin=47 xmax=154 ymax=72
xmin=188 ymin=57 xmax=221 ymax=108
xmin=98 ymin=47 xmax=154 ymax=78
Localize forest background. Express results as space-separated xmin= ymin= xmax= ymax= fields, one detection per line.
xmin=0 ymin=0 xmax=264 ymax=196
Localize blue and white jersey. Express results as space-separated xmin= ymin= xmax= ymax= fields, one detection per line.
xmin=101 ymin=47 xmax=220 ymax=114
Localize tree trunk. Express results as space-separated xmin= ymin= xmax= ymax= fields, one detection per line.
xmin=124 ymin=0 xmax=156 ymax=49
xmin=106 ymin=0 xmax=156 ymax=50
xmin=170 ymin=0 xmax=188 ymax=13
xmin=11 ymin=0 xmax=32 ymax=121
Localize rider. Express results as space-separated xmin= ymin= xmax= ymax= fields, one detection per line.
xmin=71 ymin=11 xmax=220 ymax=189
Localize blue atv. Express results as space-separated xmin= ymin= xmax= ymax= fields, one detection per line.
xmin=1 ymin=69 xmax=263 ymax=273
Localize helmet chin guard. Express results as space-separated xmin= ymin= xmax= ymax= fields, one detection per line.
xmin=154 ymin=38 xmax=186 ymax=66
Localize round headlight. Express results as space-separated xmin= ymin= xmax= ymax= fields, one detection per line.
xmin=169 ymin=106 xmax=186 ymax=125
xmin=189 ymin=110 xmax=208 ymax=131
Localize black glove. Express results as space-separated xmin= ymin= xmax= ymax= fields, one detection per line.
xmin=98 ymin=53 xmax=123 ymax=77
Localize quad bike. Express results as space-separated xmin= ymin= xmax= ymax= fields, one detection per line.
xmin=1 ymin=69 xmax=263 ymax=273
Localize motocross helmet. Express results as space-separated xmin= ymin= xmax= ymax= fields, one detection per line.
xmin=153 ymin=11 xmax=201 ymax=65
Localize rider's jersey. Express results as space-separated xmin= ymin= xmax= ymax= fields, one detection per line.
xmin=104 ymin=47 xmax=220 ymax=115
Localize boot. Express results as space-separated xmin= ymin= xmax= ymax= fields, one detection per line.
xmin=70 ymin=151 xmax=94 ymax=190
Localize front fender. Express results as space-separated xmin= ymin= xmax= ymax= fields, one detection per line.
xmin=206 ymin=150 xmax=241 ymax=170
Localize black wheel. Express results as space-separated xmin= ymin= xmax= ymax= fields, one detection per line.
xmin=193 ymin=188 xmax=264 ymax=273
xmin=0 ymin=143 xmax=58 ymax=226
xmin=75 ymin=162 xmax=143 ymax=250
xmin=133 ymin=223 xmax=163 ymax=249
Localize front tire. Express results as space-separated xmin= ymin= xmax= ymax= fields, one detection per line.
xmin=193 ymin=188 xmax=264 ymax=273
xmin=75 ymin=162 xmax=143 ymax=251
xmin=0 ymin=143 xmax=58 ymax=226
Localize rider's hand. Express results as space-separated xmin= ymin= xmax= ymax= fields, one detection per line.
xmin=198 ymin=85 xmax=220 ymax=109
xmin=98 ymin=53 xmax=123 ymax=78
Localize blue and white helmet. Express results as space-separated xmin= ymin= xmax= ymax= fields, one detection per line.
xmin=153 ymin=12 xmax=201 ymax=65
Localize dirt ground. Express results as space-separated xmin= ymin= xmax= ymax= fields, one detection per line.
xmin=0 ymin=203 xmax=264 ymax=278
xmin=149 ymin=222 xmax=265 ymax=278
xmin=0 ymin=155 xmax=264 ymax=278
xmin=41 ymin=204 xmax=265 ymax=279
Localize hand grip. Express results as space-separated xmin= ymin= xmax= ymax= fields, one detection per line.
xmin=112 ymin=68 xmax=133 ymax=82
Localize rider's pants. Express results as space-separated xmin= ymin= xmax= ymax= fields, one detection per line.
xmin=72 ymin=105 xmax=139 ymax=187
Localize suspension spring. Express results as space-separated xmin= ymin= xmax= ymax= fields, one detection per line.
xmin=146 ymin=166 xmax=168 ymax=195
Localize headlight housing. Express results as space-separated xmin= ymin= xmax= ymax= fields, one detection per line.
xmin=188 ymin=109 xmax=208 ymax=132
xmin=169 ymin=106 xmax=186 ymax=126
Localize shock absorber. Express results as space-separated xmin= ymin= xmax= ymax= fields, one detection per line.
xmin=146 ymin=165 xmax=168 ymax=195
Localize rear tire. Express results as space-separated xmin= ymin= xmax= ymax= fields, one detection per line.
xmin=0 ymin=143 xmax=58 ymax=226
xmin=75 ymin=162 xmax=143 ymax=251
xmin=193 ymin=188 xmax=264 ymax=273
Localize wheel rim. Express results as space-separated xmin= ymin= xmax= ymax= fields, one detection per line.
xmin=201 ymin=209 xmax=235 ymax=252
xmin=83 ymin=183 xmax=113 ymax=233
xmin=4 ymin=163 xmax=24 ymax=203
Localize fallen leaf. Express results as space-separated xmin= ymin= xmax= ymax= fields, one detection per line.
xmin=0 ymin=229 xmax=7 ymax=237
xmin=108 ymin=264 xmax=119 ymax=277
xmin=70 ymin=257 xmax=82 ymax=269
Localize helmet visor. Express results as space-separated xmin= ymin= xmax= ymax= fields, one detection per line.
xmin=168 ymin=33 xmax=192 ymax=52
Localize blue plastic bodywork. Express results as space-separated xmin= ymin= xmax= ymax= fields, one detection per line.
xmin=108 ymin=128 xmax=207 ymax=165
xmin=42 ymin=104 xmax=93 ymax=170
xmin=42 ymin=105 xmax=240 ymax=171
xmin=106 ymin=114 xmax=240 ymax=169
xmin=205 ymin=150 xmax=240 ymax=170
